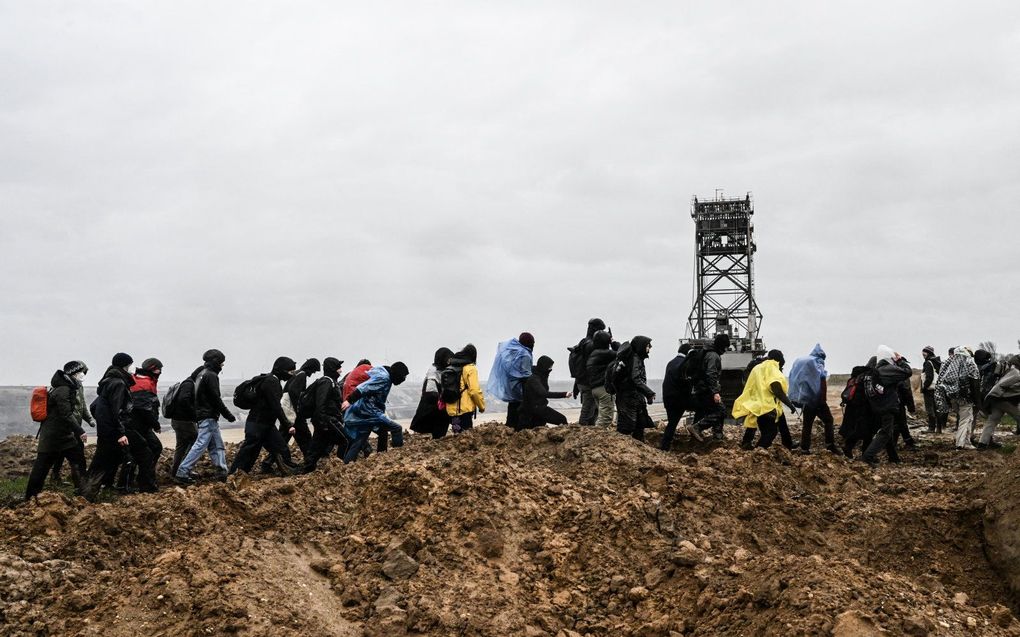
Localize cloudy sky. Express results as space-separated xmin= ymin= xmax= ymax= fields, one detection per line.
xmin=2 ymin=1 xmax=1018 ymax=386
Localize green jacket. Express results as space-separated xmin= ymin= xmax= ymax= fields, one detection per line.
xmin=73 ymin=385 xmax=95 ymax=427
xmin=37 ymin=371 xmax=86 ymax=454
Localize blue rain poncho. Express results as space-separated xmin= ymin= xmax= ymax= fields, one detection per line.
xmin=787 ymin=344 xmax=828 ymax=407
xmin=344 ymin=366 xmax=399 ymax=432
xmin=485 ymin=339 xmax=533 ymax=402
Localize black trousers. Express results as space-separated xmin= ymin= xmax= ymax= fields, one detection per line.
xmin=692 ymin=393 xmax=726 ymax=435
xmin=26 ymin=446 xmax=86 ymax=500
xmin=800 ymin=403 xmax=836 ymax=450
xmin=659 ymin=398 xmax=687 ymax=450
xmin=171 ymin=420 xmax=197 ymax=476
xmin=616 ymin=392 xmax=653 ymax=441
xmin=231 ymin=415 xmax=294 ymax=475
xmin=518 ymin=406 xmax=568 ymax=430
xmin=84 ymin=437 xmax=127 ymax=498
xmin=740 ymin=413 xmax=793 ymax=449
xmin=862 ymin=412 xmax=900 ymax=464
xmin=50 ymin=439 xmax=86 ymax=482
xmin=578 ymin=385 xmax=598 ymax=426
xmin=893 ymin=407 xmax=915 ymax=446
xmin=302 ymin=420 xmax=349 ymax=472
xmin=280 ymin=417 xmax=312 ymax=456
xmin=506 ymin=401 xmax=521 ymax=429
xmin=123 ymin=428 xmax=160 ymax=492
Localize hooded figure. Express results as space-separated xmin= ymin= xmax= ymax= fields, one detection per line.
xmin=228 ymin=357 xmax=299 ymax=477
xmin=978 ymin=355 xmax=1020 ymax=446
xmin=25 ymin=367 xmax=89 ymax=500
xmin=570 ymin=318 xmax=608 ymax=425
xmin=270 ymin=357 xmax=322 ymax=463
xmin=614 ymin=336 xmax=656 ymax=441
xmin=446 ymin=344 xmax=485 ymax=432
xmin=121 ymin=357 xmax=164 ymax=493
xmin=411 ymin=347 xmax=454 ymax=438
xmin=921 ymin=346 xmax=944 ymax=432
xmin=487 ymin=338 xmax=534 ymax=403
xmin=517 ymin=355 xmax=571 ymax=431
xmin=934 ymin=347 xmax=981 ymax=450
xmin=300 ymin=356 xmax=348 ymax=473
xmin=173 ymin=350 xmax=235 ymax=485
xmin=82 ymin=362 xmax=137 ymax=500
xmin=733 ymin=353 xmax=795 ymax=449
xmin=787 ymin=344 xmax=840 ymax=454
xmin=343 ymin=364 xmax=406 ymax=462
xmin=861 ymin=347 xmax=913 ymax=466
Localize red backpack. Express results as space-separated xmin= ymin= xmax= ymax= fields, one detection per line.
xmin=30 ymin=387 xmax=49 ymax=422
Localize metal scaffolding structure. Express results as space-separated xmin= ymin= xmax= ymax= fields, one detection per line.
xmin=685 ymin=192 xmax=764 ymax=354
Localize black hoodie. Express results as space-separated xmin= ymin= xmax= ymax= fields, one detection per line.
xmin=520 ymin=356 xmax=567 ymax=417
xmin=94 ymin=366 xmax=135 ymax=440
xmin=616 ymin=336 xmax=655 ymax=399
xmin=37 ymin=370 xmax=86 ymax=453
xmin=195 ymin=361 xmax=235 ymax=422
xmin=586 ymin=331 xmax=617 ymax=390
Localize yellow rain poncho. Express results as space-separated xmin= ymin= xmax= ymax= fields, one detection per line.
xmin=732 ymin=359 xmax=788 ymax=430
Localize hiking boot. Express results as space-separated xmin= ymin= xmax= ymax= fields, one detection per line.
xmin=861 ymin=457 xmax=879 ymax=469
xmin=685 ymin=422 xmax=704 ymax=442
xmin=826 ymin=444 xmax=843 ymax=456
xmin=904 ymin=441 xmax=917 ymax=451
xmin=173 ymin=474 xmax=196 ymax=486
xmin=740 ymin=441 xmax=754 ymax=451
xmin=799 ymin=448 xmax=811 ymax=455
xmin=712 ymin=430 xmax=725 ymax=441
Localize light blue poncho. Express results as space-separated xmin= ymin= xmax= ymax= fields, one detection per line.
xmin=485 ymin=339 xmax=533 ymax=402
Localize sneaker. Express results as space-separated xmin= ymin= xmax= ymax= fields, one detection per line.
xmin=685 ymin=422 xmax=704 ymax=442
xmin=173 ymin=474 xmax=196 ymax=486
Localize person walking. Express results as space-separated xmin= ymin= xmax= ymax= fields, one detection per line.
xmin=977 ymin=355 xmax=1020 ymax=448
xmin=259 ymin=357 xmax=320 ymax=473
xmin=920 ymin=346 xmax=943 ymax=433
xmin=169 ymin=366 xmax=202 ymax=477
xmin=517 ymin=356 xmax=572 ymax=430
xmin=83 ymin=353 xmax=135 ymax=499
xmin=586 ymin=330 xmax=618 ymax=429
xmin=229 ymin=357 xmax=300 ymax=476
xmin=686 ymin=334 xmax=730 ymax=442
xmin=934 ymin=346 xmax=981 ymax=450
xmin=861 ymin=346 xmax=913 ymax=467
xmin=486 ymin=333 xmax=534 ymax=429
xmin=25 ymin=363 xmax=90 ymax=500
xmin=342 ymin=362 xmax=409 ymax=462
xmin=788 ymin=344 xmax=840 ymax=455
xmin=612 ymin=336 xmax=656 ymax=441
xmin=174 ymin=349 xmax=236 ymax=484
xmin=659 ymin=343 xmax=692 ymax=450
xmin=569 ymin=318 xmax=606 ymax=426
xmin=839 ymin=358 xmax=880 ymax=459
xmin=123 ymin=358 xmax=164 ymax=493
xmin=734 ymin=350 xmax=796 ymax=450
xmin=446 ymin=345 xmax=485 ymax=433
xmin=301 ymin=357 xmax=348 ymax=472
xmin=411 ymin=347 xmax=454 ymax=439
xmin=49 ymin=361 xmax=94 ymax=485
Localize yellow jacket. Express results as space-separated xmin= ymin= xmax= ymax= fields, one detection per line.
xmin=446 ymin=363 xmax=486 ymax=416
xmin=732 ymin=359 xmax=787 ymax=430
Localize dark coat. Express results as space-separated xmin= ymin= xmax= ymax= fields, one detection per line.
xmin=37 ymin=371 xmax=86 ymax=454
xmin=249 ymin=372 xmax=291 ymax=429
xmin=586 ymin=348 xmax=617 ymax=390
xmin=285 ymin=371 xmax=310 ymax=412
xmin=309 ymin=376 xmax=342 ymax=427
xmin=870 ymin=359 xmax=913 ymax=415
xmin=838 ymin=365 xmax=877 ymax=440
xmin=693 ymin=349 xmax=723 ymax=397
xmin=410 ymin=370 xmax=450 ymax=435
xmin=129 ymin=371 xmax=161 ymax=431
xmin=921 ymin=356 xmax=941 ymax=392
xmin=662 ymin=354 xmax=689 ymax=405
xmin=615 ymin=336 xmax=655 ymax=400
xmin=171 ymin=370 xmax=200 ymax=422
xmin=195 ymin=364 xmax=235 ymax=422
xmin=519 ymin=366 xmax=566 ymax=426
xmin=93 ymin=366 xmax=135 ymax=440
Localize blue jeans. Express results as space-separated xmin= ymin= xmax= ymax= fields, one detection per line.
xmin=343 ymin=421 xmax=403 ymax=464
xmin=176 ymin=418 xmax=227 ymax=477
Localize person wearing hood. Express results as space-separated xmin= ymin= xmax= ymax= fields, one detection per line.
xmin=686 ymin=333 xmax=730 ymax=442
xmin=978 ymin=355 xmax=1020 ymax=448
xmin=174 ymin=349 xmax=236 ymax=484
xmin=301 ymin=357 xmax=348 ymax=472
xmin=861 ymin=346 xmax=914 ymax=467
xmin=839 ymin=357 xmax=881 ymax=459
xmin=120 ymin=358 xmax=164 ymax=493
xmin=569 ymin=318 xmax=607 ymax=426
xmin=516 ymin=356 xmax=572 ymax=430
xmin=25 ymin=362 xmax=91 ymax=500
xmin=920 ymin=346 xmax=944 ymax=433
xmin=487 ymin=333 xmax=534 ymax=429
xmin=48 ymin=361 xmax=95 ymax=485
xmin=734 ymin=350 xmax=796 ymax=450
xmin=342 ymin=359 xmax=373 ymax=402
xmin=446 ymin=344 xmax=485 ymax=433
xmin=934 ymin=346 xmax=981 ymax=450
xmin=228 ymin=356 xmax=300 ymax=476
xmin=788 ymin=344 xmax=840 ymax=455
xmin=411 ymin=347 xmax=454 ymax=438
xmin=83 ymin=353 xmax=136 ymax=500
xmin=587 ymin=330 xmax=619 ymax=429
xmin=259 ymin=357 xmax=321 ymax=473
xmin=613 ymin=335 xmax=656 ymax=441
xmin=342 ymin=362 xmax=409 ymax=462
xmin=658 ymin=342 xmax=693 ymax=450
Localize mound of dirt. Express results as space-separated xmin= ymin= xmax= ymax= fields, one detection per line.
xmin=1 ymin=423 xmax=1018 ymax=637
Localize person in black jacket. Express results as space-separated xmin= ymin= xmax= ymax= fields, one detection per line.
xmin=229 ymin=356 xmax=299 ymax=476
xmin=516 ymin=356 xmax=571 ymax=430
xmin=839 ymin=360 xmax=879 ymax=459
xmin=410 ymin=347 xmax=454 ymax=438
xmin=686 ymin=334 xmax=730 ymax=442
xmin=586 ymin=331 xmax=618 ymax=428
xmin=920 ymin=346 xmax=943 ymax=433
xmin=170 ymin=366 xmax=202 ymax=476
xmin=259 ymin=357 xmax=320 ymax=473
xmin=659 ymin=343 xmax=693 ymax=451
xmin=83 ymin=353 xmax=135 ymax=500
xmin=25 ymin=364 xmax=90 ymax=500
xmin=861 ymin=348 xmax=913 ymax=467
xmin=570 ymin=318 xmax=606 ymax=426
xmin=174 ymin=349 xmax=236 ymax=484
xmin=614 ymin=335 xmax=656 ymax=441
xmin=300 ymin=357 xmax=348 ymax=473
xmin=119 ymin=358 xmax=163 ymax=493
xmin=892 ymin=371 xmax=917 ymax=451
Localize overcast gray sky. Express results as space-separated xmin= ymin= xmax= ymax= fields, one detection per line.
xmin=2 ymin=1 xmax=1018 ymax=386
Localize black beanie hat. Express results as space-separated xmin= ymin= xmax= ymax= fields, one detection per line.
xmin=203 ymin=349 xmax=226 ymax=365
xmin=301 ymin=358 xmax=321 ymax=374
xmin=141 ymin=358 xmax=163 ymax=371
xmin=273 ymin=356 xmax=297 ymax=374
xmin=388 ymin=361 xmax=409 ymax=385
xmin=63 ymin=360 xmax=88 ymax=376
xmin=323 ymin=357 xmax=343 ymax=377
xmin=112 ymin=352 xmax=133 ymax=368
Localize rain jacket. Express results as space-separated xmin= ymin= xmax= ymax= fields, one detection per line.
xmin=344 ymin=366 xmax=399 ymax=432
xmin=788 ymin=344 xmax=828 ymax=407
xmin=446 ymin=363 xmax=486 ymax=417
xmin=732 ymin=359 xmax=787 ymax=430
xmin=486 ymin=339 xmax=533 ymax=402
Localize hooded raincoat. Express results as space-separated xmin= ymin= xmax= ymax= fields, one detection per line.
xmin=486 ymin=339 xmax=533 ymax=402
xmin=787 ymin=344 xmax=827 ymax=407
xmin=344 ymin=366 xmax=399 ymax=432
xmin=732 ymin=359 xmax=788 ymax=430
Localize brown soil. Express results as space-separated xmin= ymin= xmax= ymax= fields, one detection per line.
xmin=1 ymin=422 xmax=1018 ymax=637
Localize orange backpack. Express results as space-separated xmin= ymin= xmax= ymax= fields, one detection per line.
xmin=30 ymin=387 xmax=49 ymax=422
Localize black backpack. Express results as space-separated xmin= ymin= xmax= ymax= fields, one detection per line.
xmin=439 ymin=363 xmax=465 ymax=404
xmin=603 ymin=359 xmax=627 ymax=395
xmin=297 ymin=379 xmax=322 ymax=418
xmin=161 ymin=378 xmax=194 ymax=419
xmin=567 ymin=338 xmax=589 ymax=379
xmin=233 ymin=374 xmax=267 ymax=409
xmin=681 ymin=347 xmax=708 ymax=385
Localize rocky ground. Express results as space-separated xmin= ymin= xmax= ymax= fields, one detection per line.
xmin=1 ymin=417 xmax=1018 ymax=637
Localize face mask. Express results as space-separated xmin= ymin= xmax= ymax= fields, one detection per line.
xmin=73 ymin=372 xmax=85 ymax=382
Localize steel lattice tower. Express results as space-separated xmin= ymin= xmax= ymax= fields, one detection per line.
xmin=685 ymin=192 xmax=764 ymax=352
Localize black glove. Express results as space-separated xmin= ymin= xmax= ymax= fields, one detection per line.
xmin=646 ymin=395 xmax=654 ymax=405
